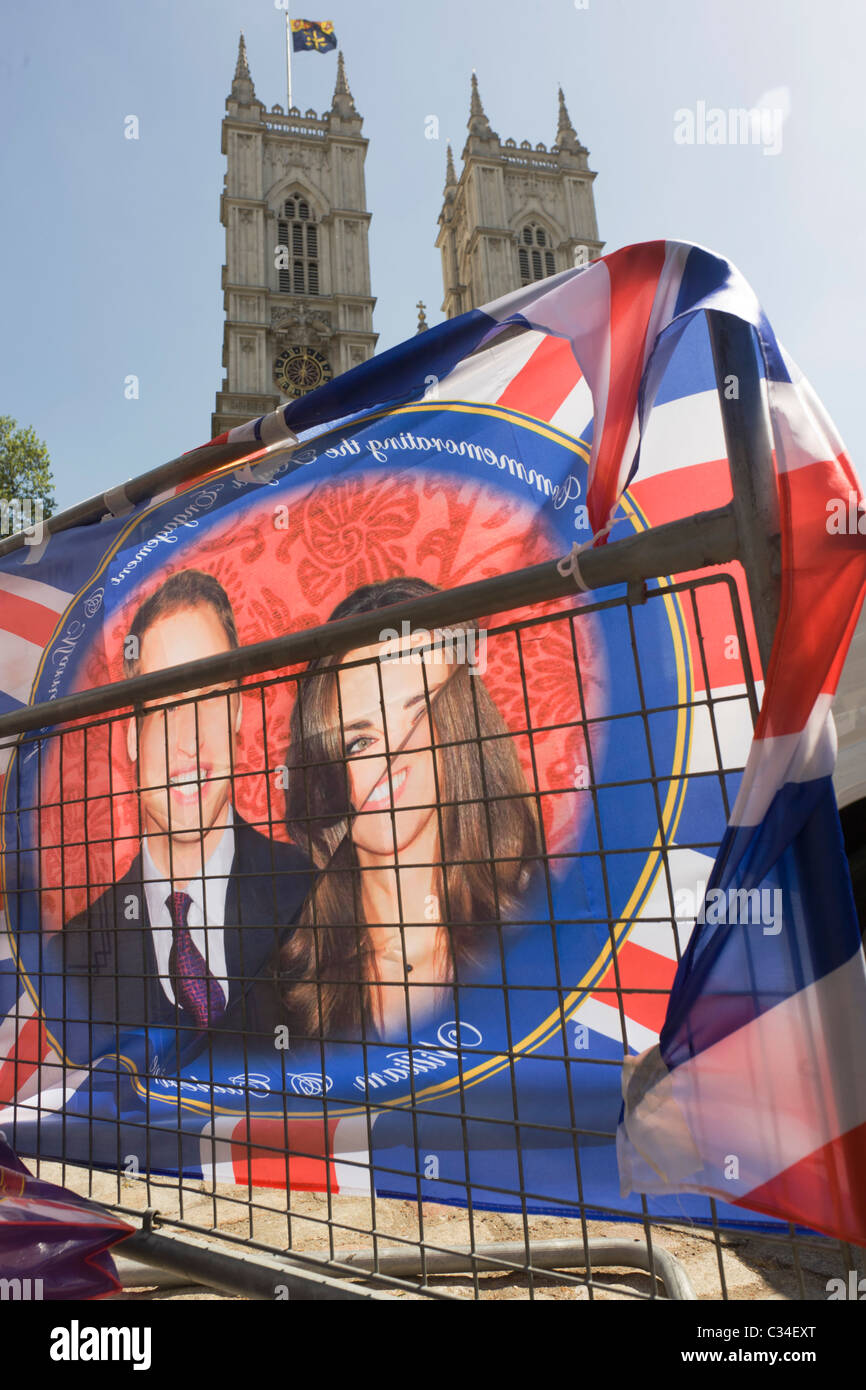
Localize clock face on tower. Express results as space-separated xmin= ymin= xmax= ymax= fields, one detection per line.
xmin=273 ymin=346 xmax=333 ymax=398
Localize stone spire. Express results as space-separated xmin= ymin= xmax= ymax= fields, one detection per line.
xmin=334 ymin=49 xmax=351 ymax=97
xmin=441 ymin=143 xmax=458 ymax=222
xmin=556 ymin=85 xmax=579 ymax=150
xmin=231 ymin=32 xmax=257 ymax=103
xmin=467 ymin=70 xmax=496 ymax=140
xmin=470 ymin=71 xmax=485 ymax=119
xmin=331 ymin=50 xmax=358 ymax=118
xmin=445 ymin=143 xmax=457 ymax=189
xmin=235 ymin=32 xmax=250 ymax=81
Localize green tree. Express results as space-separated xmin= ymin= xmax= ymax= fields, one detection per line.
xmin=0 ymin=416 xmax=56 ymax=518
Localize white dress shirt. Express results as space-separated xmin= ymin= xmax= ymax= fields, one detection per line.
xmin=141 ymin=809 xmax=236 ymax=1009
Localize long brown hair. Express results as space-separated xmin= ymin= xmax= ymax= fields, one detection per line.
xmin=277 ymin=578 xmax=541 ymax=1037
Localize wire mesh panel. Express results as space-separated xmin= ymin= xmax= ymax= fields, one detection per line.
xmin=0 ymin=570 xmax=861 ymax=1300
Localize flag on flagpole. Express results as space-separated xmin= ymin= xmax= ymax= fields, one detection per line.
xmin=290 ymin=19 xmax=337 ymax=53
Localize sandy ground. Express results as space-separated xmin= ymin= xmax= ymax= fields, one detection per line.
xmin=33 ymin=1159 xmax=860 ymax=1303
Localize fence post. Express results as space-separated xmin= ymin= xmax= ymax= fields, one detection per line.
xmin=706 ymin=310 xmax=781 ymax=672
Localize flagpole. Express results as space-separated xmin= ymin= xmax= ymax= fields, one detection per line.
xmin=285 ymin=7 xmax=293 ymax=111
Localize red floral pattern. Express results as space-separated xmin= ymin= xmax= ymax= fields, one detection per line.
xmin=38 ymin=469 xmax=605 ymax=926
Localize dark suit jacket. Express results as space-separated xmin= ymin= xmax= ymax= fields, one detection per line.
xmin=40 ymin=816 xmax=310 ymax=1061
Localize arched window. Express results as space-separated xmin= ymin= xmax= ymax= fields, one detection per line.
xmin=277 ymin=197 xmax=319 ymax=295
xmin=518 ymin=224 xmax=556 ymax=285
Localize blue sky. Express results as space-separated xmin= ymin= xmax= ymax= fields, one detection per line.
xmin=2 ymin=0 xmax=863 ymax=512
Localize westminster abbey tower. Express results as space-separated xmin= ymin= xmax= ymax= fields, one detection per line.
xmin=213 ymin=38 xmax=602 ymax=433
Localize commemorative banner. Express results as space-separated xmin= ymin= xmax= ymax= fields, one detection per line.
xmin=2 ymin=241 xmax=864 ymax=1240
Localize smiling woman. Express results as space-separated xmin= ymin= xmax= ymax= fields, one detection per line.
xmin=269 ymin=576 xmax=542 ymax=1042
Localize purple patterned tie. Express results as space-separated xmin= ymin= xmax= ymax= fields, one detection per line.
xmin=166 ymin=891 xmax=226 ymax=1029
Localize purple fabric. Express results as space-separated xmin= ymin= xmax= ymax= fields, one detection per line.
xmin=0 ymin=1136 xmax=131 ymax=1299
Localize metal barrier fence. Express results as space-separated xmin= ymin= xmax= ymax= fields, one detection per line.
xmin=1 ymin=560 xmax=862 ymax=1301
xmin=0 ymin=311 xmax=863 ymax=1300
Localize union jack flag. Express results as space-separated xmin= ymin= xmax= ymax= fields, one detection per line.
xmin=198 ymin=240 xmax=866 ymax=1231
xmin=1 ymin=241 xmax=864 ymax=1240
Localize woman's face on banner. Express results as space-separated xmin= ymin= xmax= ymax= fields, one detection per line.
xmin=337 ymin=635 xmax=450 ymax=860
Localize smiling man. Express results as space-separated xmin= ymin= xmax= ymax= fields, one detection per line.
xmin=52 ymin=570 xmax=309 ymax=1051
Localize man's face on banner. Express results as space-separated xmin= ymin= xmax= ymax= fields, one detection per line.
xmin=126 ymin=603 xmax=240 ymax=850
xmin=337 ymin=636 xmax=450 ymax=861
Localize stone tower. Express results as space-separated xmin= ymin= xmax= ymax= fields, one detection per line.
xmin=436 ymin=75 xmax=603 ymax=317
xmin=212 ymin=36 xmax=377 ymax=437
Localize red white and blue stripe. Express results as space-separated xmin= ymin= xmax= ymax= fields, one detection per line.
xmin=1 ymin=241 xmax=864 ymax=1237
xmin=205 ymin=240 xmax=866 ymax=1236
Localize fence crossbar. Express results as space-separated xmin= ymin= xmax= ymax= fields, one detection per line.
xmin=0 ymin=503 xmax=740 ymax=743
